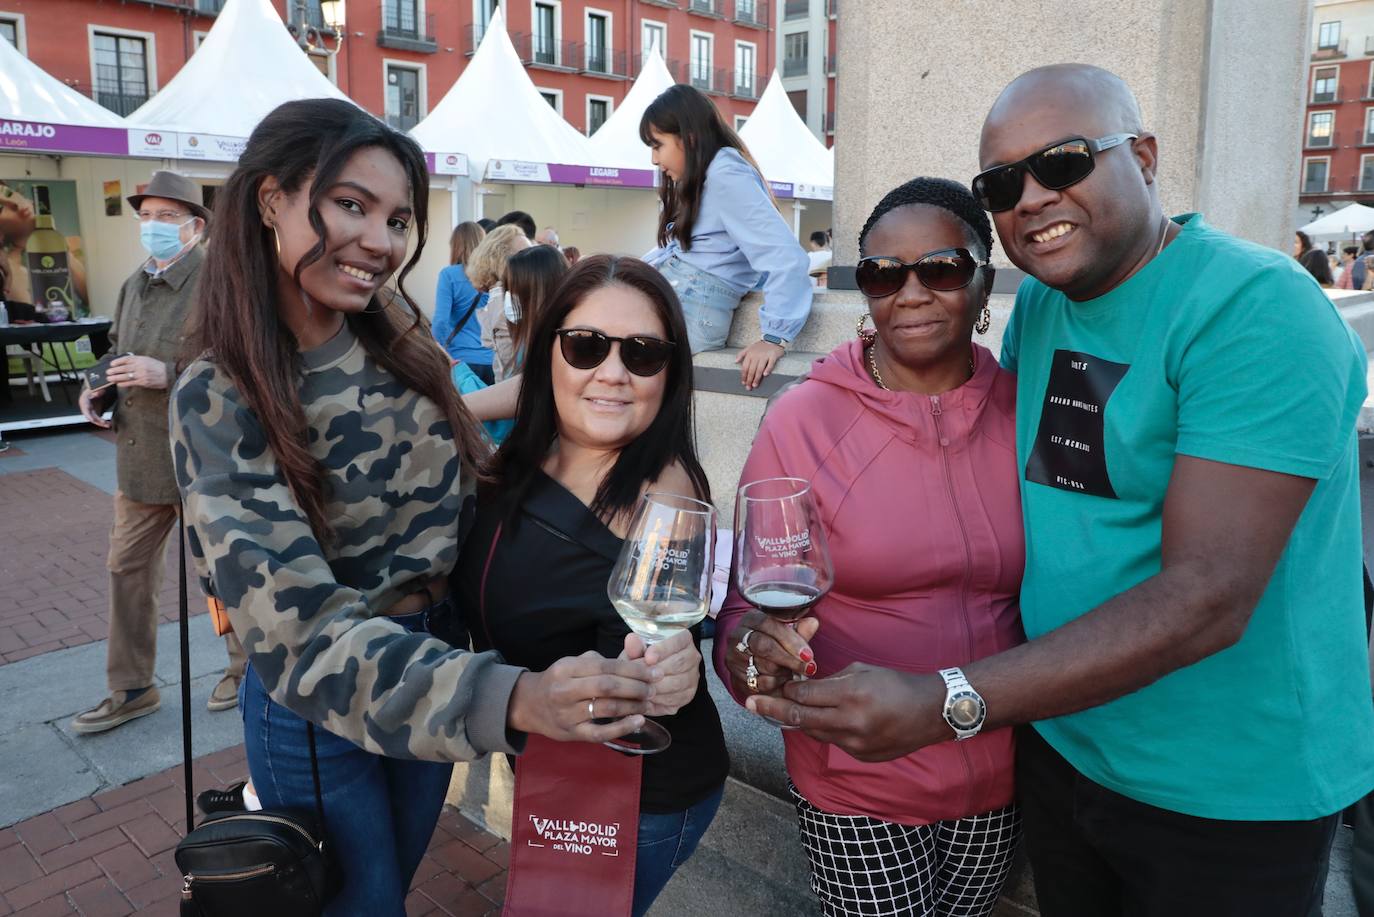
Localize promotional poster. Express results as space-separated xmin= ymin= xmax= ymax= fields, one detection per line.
xmin=0 ymin=179 xmax=89 ymax=318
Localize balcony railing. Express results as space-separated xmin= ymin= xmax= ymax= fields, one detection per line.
xmin=689 ymin=66 xmax=728 ymax=94
xmin=512 ymin=32 xmax=580 ymax=68
xmin=783 ymin=56 xmax=808 ymax=77
xmin=785 ymin=0 xmax=809 ymax=18
xmin=1312 ymin=84 xmax=1339 ymax=103
xmin=640 ymin=0 xmax=680 ymax=7
xmin=96 ymin=91 xmax=148 ymax=117
xmin=379 ymin=6 xmax=436 ymax=52
xmin=1302 ymin=177 xmax=1332 ymax=194
xmin=688 ymin=0 xmax=725 ymax=16
xmin=194 ymin=0 xmax=227 ymax=13
xmin=732 ymin=72 xmax=762 ymax=99
xmin=1361 ymin=174 xmax=1374 ymax=192
xmin=1306 ymin=129 xmax=1338 ymax=149
xmin=583 ymin=46 xmax=630 ymax=78
xmin=634 ymin=53 xmax=687 ymax=80
xmin=733 ymin=0 xmax=768 ymax=28
xmin=1313 ymin=37 xmax=1349 ymax=60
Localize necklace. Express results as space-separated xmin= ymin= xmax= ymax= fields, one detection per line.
xmin=866 ymin=341 xmax=974 ymax=393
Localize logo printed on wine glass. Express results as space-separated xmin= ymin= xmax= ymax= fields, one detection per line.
xmin=633 ymin=539 xmax=691 ymax=572
xmin=753 ymin=530 xmax=812 ymax=559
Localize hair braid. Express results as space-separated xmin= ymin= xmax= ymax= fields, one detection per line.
xmin=858 ymin=177 xmax=993 ymax=258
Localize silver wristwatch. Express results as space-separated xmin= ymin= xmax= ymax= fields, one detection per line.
xmin=939 ymin=667 xmax=986 ymax=741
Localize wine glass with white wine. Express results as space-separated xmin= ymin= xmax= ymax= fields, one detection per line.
xmin=604 ymin=491 xmax=717 ymax=754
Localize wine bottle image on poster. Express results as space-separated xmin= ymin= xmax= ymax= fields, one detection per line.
xmin=0 ymin=179 xmax=88 ymax=318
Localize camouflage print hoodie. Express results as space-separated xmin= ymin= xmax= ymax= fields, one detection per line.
xmin=169 ymin=321 xmax=525 ymax=762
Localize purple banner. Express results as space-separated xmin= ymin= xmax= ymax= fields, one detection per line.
xmin=547 ymin=164 xmax=657 ymax=189
xmin=769 ymin=180 xmax=796 ymax=199
xmin=0 ymin=120 xmax=128 ymax=157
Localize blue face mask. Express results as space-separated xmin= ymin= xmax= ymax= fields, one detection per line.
xmin=140 ymin=218 xmax=193 ymax=261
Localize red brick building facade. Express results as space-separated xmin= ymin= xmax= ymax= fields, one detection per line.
xmin=1298 ymin=18 xmax=1374 ymax=221
xmin=0 ymin=0 xmax=772 ymax=137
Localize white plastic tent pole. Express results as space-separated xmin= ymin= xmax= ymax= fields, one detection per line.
xmin=793 ymin=200 xmax=802 ymax=238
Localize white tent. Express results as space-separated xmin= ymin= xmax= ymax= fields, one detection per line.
xmin=127 ymin=0 xmax=351 ymax=161
xmin=411 ymin=9 xmax=650 ymax=188
xmin=586 ymin=49 xmax=675 ymax=173
xmin=1300 ymin=202 xmax=1374 ymax=239
xmin=739 ymin=72 xmax=833 ymax=201
xmin=0 ymin=32 xmax=137 ymax=157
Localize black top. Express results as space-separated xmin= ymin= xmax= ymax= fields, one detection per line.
xmin=453 ymin=470 xmax=729 ymax=814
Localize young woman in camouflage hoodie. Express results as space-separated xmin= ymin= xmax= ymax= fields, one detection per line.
xmin=169 ymin=99 xmax=704 ymax=915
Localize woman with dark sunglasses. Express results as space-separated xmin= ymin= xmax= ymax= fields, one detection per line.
xmin=713 ymin=178 xmax=1025 ymax=917
xmin=640 ymin=85 xmax=813 ymax=391
xmin=453 ymin=255 xmax=729 ymax=917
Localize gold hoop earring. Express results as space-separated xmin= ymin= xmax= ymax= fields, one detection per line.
xmin=265 ymin=221 xmax=281 ymax=257
xmin=974 ymin=305 xmax=991 ymax=336
xmin=856 ymin=312 xmax=876 ymax=344
xmin=360 ymin=288 xmax=396 ymax=315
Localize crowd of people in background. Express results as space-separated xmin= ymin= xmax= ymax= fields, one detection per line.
xmin=65 ymin=66 xmax=1374 ymax=917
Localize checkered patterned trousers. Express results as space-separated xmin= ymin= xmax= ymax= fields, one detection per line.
xmin=791 ymin=784 xmax=1021 ymax=917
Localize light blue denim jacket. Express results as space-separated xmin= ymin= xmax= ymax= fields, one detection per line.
xmin=644 ymin=147 xmax=813 ymax=341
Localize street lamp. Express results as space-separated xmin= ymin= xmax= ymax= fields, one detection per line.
xmin=290 ymin=0 xmax=346 ymax=55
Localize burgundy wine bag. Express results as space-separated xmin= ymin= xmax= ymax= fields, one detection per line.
xmin=503 ymin=734 xmax=641 ymax=916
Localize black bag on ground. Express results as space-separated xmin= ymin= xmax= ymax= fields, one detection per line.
xmin=170 ymin=513 xmax=339 ymax=916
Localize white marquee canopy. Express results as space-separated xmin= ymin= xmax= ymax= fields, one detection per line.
xmin=739 ymin=72 xmax=834 ymax=200
xmin=586 ymin=48 xmax=676 ymax=173
xmin=127 ymin=0 xmax=352 ymax=161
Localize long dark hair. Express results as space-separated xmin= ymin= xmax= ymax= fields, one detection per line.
xmin=640 ymin=84 xmax=770 ymax=250
xmin=487 ymin=254 xmax=710 ymax=524
xmin=188 ymin=98 xmax=487 ymax=543
xmin=505 ymin=244 xmax=569 ymax=370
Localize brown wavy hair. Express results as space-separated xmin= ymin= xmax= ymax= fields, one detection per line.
xmin=639 ymin=84 xmax=772 ymax=250
xmin=186 ymin=98 xmax=487 ymax=543
xmin=449 ymin=220 xmax=485 ymax=265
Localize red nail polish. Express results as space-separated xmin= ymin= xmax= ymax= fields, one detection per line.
xmin=804 ymin=661 xmax=817 ymax=677
xmin=799 ymin=648 xmax=813 ymax=662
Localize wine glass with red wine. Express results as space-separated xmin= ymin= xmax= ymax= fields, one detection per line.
xmin=733 ymin=477 xmax=833 ymax=727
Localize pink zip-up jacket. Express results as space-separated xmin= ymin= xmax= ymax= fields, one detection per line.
xmin=714 ymin=339 xmax=1025 ymax=825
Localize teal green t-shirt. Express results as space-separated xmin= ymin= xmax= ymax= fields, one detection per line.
xmin=1000 ymin=214 xmax=1374 ymax=820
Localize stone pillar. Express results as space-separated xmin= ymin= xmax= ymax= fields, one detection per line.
xmin=831 ymin=0 xmax=1312 ymax=270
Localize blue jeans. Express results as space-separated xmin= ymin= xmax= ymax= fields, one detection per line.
xmin=658 ymin=256 xmax=744 ymax=354
xmin=239 ymin=607 xmax=455 ymax=917
xmin=632 ymin=785 xmax=724 ymax=917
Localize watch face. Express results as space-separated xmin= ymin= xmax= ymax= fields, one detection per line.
xmin=949 ymin=693 xmax=984 ymax=728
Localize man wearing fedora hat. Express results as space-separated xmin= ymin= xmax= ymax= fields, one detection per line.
xmin=73 ymin=170 xmax=246 ymax=734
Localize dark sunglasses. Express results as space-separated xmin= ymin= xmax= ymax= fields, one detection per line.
xmin=971 ymin=133 xmax=1138 ymax=213
xmin=556 ymin=328 xmax=676 ymax=377
xmin=855 ymin=248 xmax=990 ymax=298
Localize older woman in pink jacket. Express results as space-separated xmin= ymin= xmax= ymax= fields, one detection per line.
xmin=714 ymin=177 xmax=1024 ymax=917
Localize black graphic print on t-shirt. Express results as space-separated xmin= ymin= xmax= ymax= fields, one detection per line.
xmin=1025 ymin=349 xmax=1129 ymax=499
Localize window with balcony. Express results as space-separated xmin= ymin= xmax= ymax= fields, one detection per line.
xmin=1309 ymin=111 xmax=1335 ymax=147
xmin=1362 ymin=155 xmax=1374 ymax=191
xmin=1319 ymin=21 xmax=1341 ymax=50
xmin=690 ymin=32 xmax=713 ymax=90
xmin=1313 ymin=67 xmax=1338 ymax=103
xmin=736 ymin=0 xmax=758 ymax=23
xmin=1304 ymin=158 xmax=1329 ymax=193
xmin=385 ymin=0 xmax=419 ymax=35
xmin=586 ymin=11 xmax=609 ymax=73
xmin=92 ymin=31 xmax=151 ymax=116
xmin=784 ymin=31 xmax=808 ymax=77
xmin=785 ymin=0 xmax=808 ymax=19
xmin=473 ymin=0 xmax=500 ymax=42
xmin=533 ymin=2 xmax=557 ymax=65
xmin=642 ymin=20 xmax=666 ymax=56
xmin=194 ymin=0 xmax=227 ymax=13
xmin=587 ymin=96 xmax=611 ymax=135
xmin=735 ymin=41 xmax=756 ymax=96
xmin=385 ymin=64 xmax=421 ymax=130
